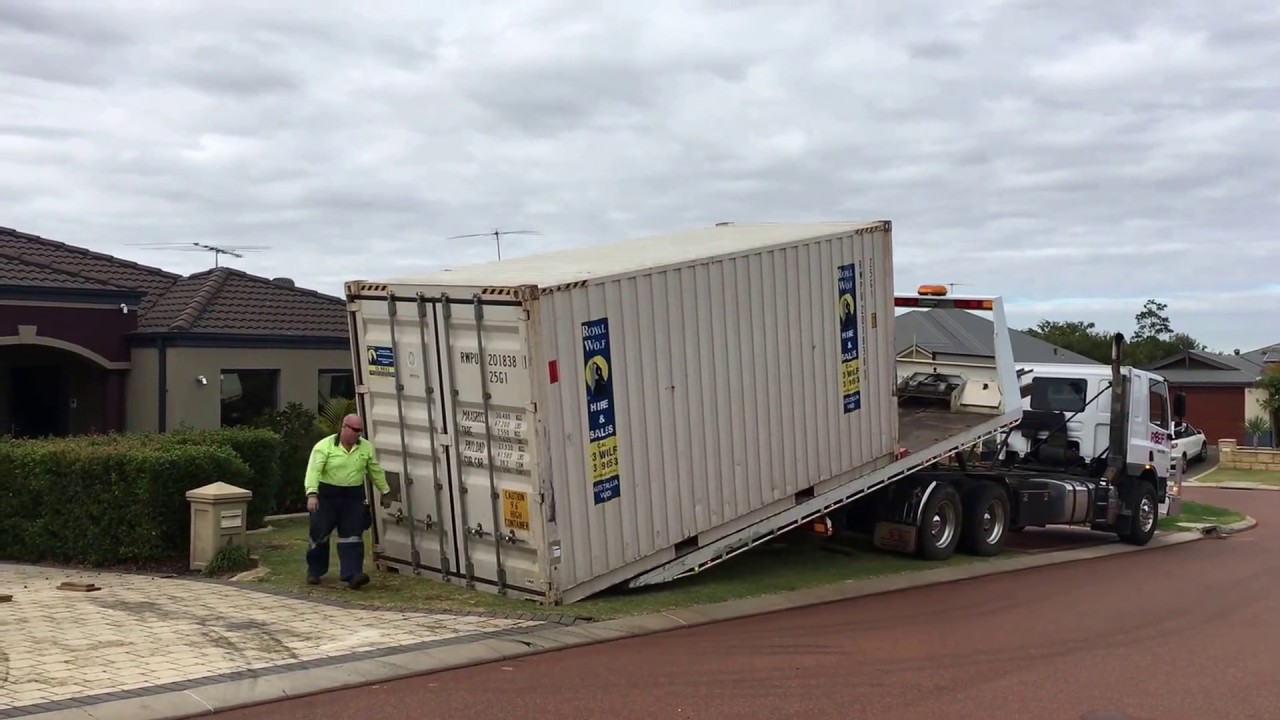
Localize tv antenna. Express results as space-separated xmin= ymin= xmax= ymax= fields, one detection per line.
xmin=127 ymin=241 xmax=269 ymax=267
xmin=446 ymin=228 xmax=540 ymax=261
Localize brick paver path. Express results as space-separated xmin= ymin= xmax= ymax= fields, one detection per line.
xmin=0 ymin=564 xmax=556 ymax=716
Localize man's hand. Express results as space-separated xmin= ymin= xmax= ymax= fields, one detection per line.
xmin=307 ymin=495 xmax=319 ymax=513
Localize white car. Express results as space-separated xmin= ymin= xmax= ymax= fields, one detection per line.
xmin=1171 ymin=422 xmax=1209 ymax=470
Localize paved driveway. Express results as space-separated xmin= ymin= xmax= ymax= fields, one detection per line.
xmin=0 ymin=565 xmax=564 ymax=717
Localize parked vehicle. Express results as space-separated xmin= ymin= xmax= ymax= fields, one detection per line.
xmin=1171 ymin=422 xmax=1209 ymax=469
xmin=344 ymin=220 xmax=1182 ymax=604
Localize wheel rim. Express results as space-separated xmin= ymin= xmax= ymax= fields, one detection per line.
xmin=981 ymin=499 xmax=1005 ymax=545
xmin=929 ymin=501 xmax=957 ymax=548
xmin=1138 ymin=495 xmax=1156 ymax=533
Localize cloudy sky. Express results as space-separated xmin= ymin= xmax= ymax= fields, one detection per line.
xmin=2 ymin=0 xmax=1277 ymax=352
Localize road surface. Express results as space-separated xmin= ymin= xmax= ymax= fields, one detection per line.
xmin=213 ymin=487 xmax=1276 ymax=720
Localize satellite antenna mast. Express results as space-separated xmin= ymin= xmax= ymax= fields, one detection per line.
xmin=446 ymin=228 xmax=540 ymax=261
xmin=127 ymin=241 xmax=270 ymax=268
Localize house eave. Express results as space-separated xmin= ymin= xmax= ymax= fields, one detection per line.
xmin=127 ymin=331 xmax=350 ymax=350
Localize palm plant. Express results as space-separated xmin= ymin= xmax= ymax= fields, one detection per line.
xmin=317 ymin=396 xmax=358 ymax=435
xmin=1255 ymin=371 xmax=1280 ymax=448
xmin=1244 ymin=415 xmax=1272 ymax=448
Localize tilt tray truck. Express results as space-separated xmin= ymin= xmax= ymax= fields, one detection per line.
xmin=343 ymin=220 xmax=1183 ymax=603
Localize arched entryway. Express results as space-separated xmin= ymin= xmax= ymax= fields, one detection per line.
xmin=0 ymin=339 xmax=127 ymax=437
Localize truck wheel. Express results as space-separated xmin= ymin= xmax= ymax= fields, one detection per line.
xmin=960 ymin=482 xmax=1010 ymax=557
xmin=917 ymin=484 xmax=962 ymax=561
xmin=1121 ymin=481 xmax=1158 ymax=546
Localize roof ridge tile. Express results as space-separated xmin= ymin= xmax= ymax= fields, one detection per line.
xmin=168 ymin=269 xmax=231 ymax=331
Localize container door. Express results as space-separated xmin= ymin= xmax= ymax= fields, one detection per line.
xmin=434 ymin=296 xmax=545 ymax=597
xmin=357 ymin=295 xmax=456 ymax=578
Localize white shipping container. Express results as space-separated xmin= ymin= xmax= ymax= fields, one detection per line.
xmin=344 ymin=221 xmax=899 ymax=604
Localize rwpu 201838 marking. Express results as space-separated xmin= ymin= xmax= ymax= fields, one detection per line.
xmin=836 ymin=263 xmax=862 ymax=413
xmin=459 ymin=350 xmax=526 ymax=386
xmin=582 ymin=317 xmax=621 ymax=505
xmin=367 ymin=345 xmax=396 ymax=378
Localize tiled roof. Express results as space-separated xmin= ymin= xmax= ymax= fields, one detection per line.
xmin=1147 ymin=349 xmax=1262 ymax=386
xmin=2 ymin=226 xmax=346 ymax=341
xmin=1239 ymin=343 xmax=1280 ymax=368
xmin=137 ymin=267 xmax=346 ymax=337
xmin=0 ymin=253 xmax=130 ymax=292
xmin=896 ymin=308 xmax=1102 ymax=365
xmin=0 ymin=226 xmax=178 ymax=313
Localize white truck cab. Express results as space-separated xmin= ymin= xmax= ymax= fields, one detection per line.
xmin=1006 ymin=362 xmax=1174 ymax=483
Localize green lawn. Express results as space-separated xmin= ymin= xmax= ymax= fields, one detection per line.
xmin=246 ymin=518 xmax=992 ymax=620
xmin=1158 ymin=500 xmax=1247 ymax=532
xmin=1195 ymin=468 xmax=1280 ymax=486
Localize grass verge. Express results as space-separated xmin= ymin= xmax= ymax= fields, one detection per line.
xmin=1158 ymin=500 xmax=1247 ymax=532
xmin=1193 ymin=468 xmax=1280 ymax=486
xmin=246 ymin=518 xmax=995 ymax=620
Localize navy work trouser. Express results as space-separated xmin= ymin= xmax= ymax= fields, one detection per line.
xmin=306 ymin=484 xmax=369 ymax=581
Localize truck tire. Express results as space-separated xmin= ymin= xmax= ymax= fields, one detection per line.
xmin=960 ymin=482 xmax=1010 ymax=557
xmin=1121 ymin=480 xmax=1158 ymax=546
xmin=917 ymin=484 xmax=963 ymax=561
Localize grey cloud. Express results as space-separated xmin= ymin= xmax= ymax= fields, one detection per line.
xmin=1 ymin=0 xmax=1278 ymax=351
xmin=0 ymin=0 xmax=134 ymax=47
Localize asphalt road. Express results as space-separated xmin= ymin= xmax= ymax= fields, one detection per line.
xmin=214 ymin=486 xmax=1275 ymax=720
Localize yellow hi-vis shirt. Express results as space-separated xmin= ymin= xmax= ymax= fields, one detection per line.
xmin=304 ymin=434 xmax=391 ymax=497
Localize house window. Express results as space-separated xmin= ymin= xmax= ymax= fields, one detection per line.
xmin=318 ymin=369 xmax=355 ymax=410
xmin=220 ymin=369 xmax=280 ymax=427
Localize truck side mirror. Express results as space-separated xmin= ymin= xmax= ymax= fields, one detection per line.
xmin=1173 ymin=392 xmax=1186 ymax=420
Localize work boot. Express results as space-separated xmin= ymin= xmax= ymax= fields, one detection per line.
xmin=344 ymin=573 xmax=370 ymax=590
xmin=306 ymin=575 xmax=321 ymax=585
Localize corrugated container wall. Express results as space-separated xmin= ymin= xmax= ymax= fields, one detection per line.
xmin=345 ymin=221 xmax=899 ymax=604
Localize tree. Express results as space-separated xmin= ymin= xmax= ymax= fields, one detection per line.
xmin=1022 ymin=298 xmax=1206 ymax=368
xmin=1132 ymin=299 xmax=1173 ymax=341
xmin=1023 ymin=319 xmax=1112 ymax=363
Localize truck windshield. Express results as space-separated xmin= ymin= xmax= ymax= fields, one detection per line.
xmin=1029 ymin=377 xmax=1089 ymax=413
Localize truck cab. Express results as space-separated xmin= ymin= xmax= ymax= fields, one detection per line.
xmin=1004 ymin=363 xmax=1175 ymax=485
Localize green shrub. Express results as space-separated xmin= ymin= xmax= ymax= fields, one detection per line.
xmin=252 ymin=402 xmax=330 ymax=515
xmin=203 ymin=542 xmax=255 ymax=577
xmin=5 ymin=428 xmax=284 ymax=530
xmin=0 ymin=438 xmax=251 ymax=566
xmin=162 ymin=427 xmax=282 ymax=528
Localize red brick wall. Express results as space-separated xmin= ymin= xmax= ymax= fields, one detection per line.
xmin=1172 ymin=385 xmax=1246 ymax=445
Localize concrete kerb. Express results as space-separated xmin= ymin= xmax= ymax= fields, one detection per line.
xmin=30 ymin=526 xmax=1235 ymax=720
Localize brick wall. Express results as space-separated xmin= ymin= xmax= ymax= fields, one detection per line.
xmin=1219 ymin=439 xmax=1280 ymax=471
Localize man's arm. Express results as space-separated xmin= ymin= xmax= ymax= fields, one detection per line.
xmin=365 ymin=445 xmax=390 ymax=495
xmin=304 ymin=441 xmax=329 ymax=497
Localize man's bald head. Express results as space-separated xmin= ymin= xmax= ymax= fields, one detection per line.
xmin=339 ymin=413 xmax=364 ymax=446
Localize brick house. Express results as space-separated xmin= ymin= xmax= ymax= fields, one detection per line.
xmin=1 ymin=227 xmax=354 ymax=437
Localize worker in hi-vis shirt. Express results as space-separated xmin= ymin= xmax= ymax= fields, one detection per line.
xmin=303 ymin=413 xmax=390 ymax=589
